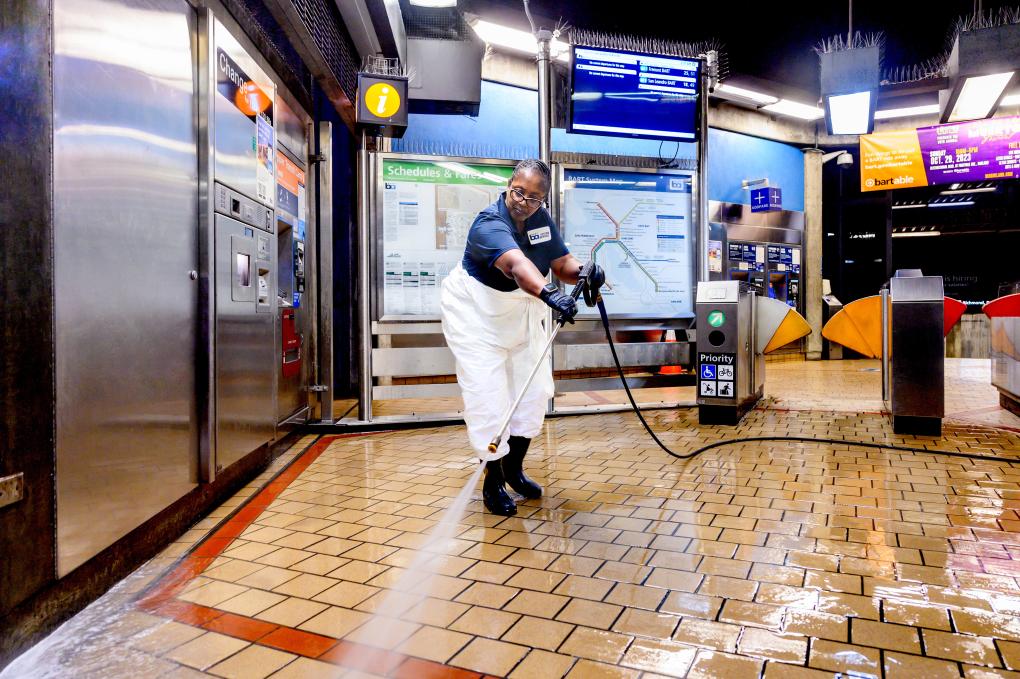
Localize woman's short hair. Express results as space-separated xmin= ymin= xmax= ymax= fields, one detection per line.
xmin=511 ymin=159 xmax=551 ymax=194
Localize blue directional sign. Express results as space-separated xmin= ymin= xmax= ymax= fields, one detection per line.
xmin=700 ymin=364 xmax=717 ymax=380
xmin=751 ymin=186 xmax=782 ymax=213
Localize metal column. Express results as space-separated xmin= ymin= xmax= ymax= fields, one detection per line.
xmin=357 ymin=131 xmax=374 ymax=421
xmin=317 ymin=121 xmax=334 ymax=422
xmin=880 ymin=286 xmax=890 ymax=402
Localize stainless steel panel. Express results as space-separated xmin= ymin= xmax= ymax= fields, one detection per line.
xmin=373 ymin=347 xmax=454 ymax=377
xmin=358 ymin=136 xmax=373 ymax=419
xmin=990 ymin=317 xmax=1020 ymax=399
xmin=53 ymin=0 xmax=199 ymax=575
xmin=316 ymin=122 xmax=334 ymax=421
xmin=722 ymin=224 xmax=804 ymax=246
xmin=890 ymin=275 xmax=944 ymax=302
xmin=373 ymin=321 xmax=445 ymax=335
xmin=275 ymin=95 xmax=307 ymax=160
xmin=709 ymin=201 xmax=805 ymax=229
xmin=373 ymin=383 xmax=463 ymax=400
xmin=552 ymin=343 xmax=690 ymax=371
xmin=215 ymin=214 xmax=276 ymax=471
xmin=555 ymin=376 xmax=691 ymax=392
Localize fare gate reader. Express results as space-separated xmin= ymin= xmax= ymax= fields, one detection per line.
xmin=696 ymin=280 xmax=812 ymax=425
xmin=697 ymin=281 xmax=762 ymax=424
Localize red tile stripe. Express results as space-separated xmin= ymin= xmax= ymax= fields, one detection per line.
xmin=135 ymin=431 xmax=499 ymax=677
xmin=138 ymin=434 xmax=347 ymax=609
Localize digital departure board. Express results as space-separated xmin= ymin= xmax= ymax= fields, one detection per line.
xmin=570 ymin=46 xmax=701 ymax=142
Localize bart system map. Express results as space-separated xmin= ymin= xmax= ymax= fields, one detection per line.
xmin=562 ymin=169 xmax=695 ymax=318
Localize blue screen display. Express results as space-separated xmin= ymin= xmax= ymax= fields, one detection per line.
xmin=570 ymin=46 xmax=701 ymax=142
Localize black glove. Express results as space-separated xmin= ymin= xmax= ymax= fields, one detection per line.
xmin=539 ymin=284 xmax=578 ymax=323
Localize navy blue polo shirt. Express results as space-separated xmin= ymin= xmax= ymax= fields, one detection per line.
xmin=462 ymin=192 xmax=569 ymax=292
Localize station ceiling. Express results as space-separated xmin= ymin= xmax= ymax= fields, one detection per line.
xmin=472 ymin=0 xmax=1018 ymax=94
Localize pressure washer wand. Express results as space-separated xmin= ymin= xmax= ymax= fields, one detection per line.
xmin=487 ymin=262 xmax=594 ymax=456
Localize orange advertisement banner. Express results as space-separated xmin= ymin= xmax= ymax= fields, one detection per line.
xmin=276 ymin=151 xmax=305 ymax=195
xmin=859 ymin=129 xmax=928 ymax=192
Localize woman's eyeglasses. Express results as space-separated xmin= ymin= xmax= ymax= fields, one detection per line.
xmin=509 ymin=187 xmax=546 ymax=208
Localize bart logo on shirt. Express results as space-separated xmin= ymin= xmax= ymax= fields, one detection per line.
xmin=527 ymin=226 xmax=552 ymax=244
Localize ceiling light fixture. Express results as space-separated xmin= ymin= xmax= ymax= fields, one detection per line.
xmin=715 ymin=83 xmax=779 ymax=106
xmin=940 ymin=187 xmax=996 ymax=195
xmin=762 ymin=99 xmax=824 ymax=120
xmin=1002 ymin=92 xmax=1020 ymax=106
xmin=892 ymin=230 xmax=941 ymax=238
xmin=825 ymin=90 xmax=874 ymax=134
xmin=409 ymin=0 xmax=457 ymax=6
xmin=928 ymin=200 xmax=974 ymax=207
xmin=939 ymin=22 xmax=1020 ymax=123
xmin=873 ymin=104 xmax=941 ymax=120
xmin=946 ymin=71 xmax=1015 ymax=122
xmin=468 ymin=19 xmax=569 ymax=62
xmin=891 ymin=203 xmax=926 ymax=209
xmin=819 ymin=36 xmax=880 ymax=135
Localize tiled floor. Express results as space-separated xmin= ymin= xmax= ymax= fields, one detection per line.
xmin=6 ymin=359 xmax=1020 ymax=679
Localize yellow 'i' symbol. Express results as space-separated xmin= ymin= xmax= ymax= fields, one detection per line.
xmin=365 ymin=83 xmax=401 ymax=118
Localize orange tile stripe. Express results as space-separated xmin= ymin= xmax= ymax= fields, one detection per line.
xmin=135 ymin=433 xmax=499 ymax=678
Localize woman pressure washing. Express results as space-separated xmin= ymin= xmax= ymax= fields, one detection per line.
xmin=440 ymin=159 xmax=605 ymax=516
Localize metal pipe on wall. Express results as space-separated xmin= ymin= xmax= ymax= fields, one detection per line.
xmin=696 ymin=52 xmax=713 ymax=281
xmin=536 ymin=29 xmax=552 ymax=165
xmin=357 ymin=131 xmax=373 ymax=421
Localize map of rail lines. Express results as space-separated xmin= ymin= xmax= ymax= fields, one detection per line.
xmin=562 ymin=169 xmax=695 ymax=318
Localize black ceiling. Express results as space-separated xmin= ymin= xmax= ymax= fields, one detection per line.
xmin=469 ymin=0 xmax=1017 ymax=94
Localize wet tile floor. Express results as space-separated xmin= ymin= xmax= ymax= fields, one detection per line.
xmin=6 ymin=359 xmax=1020 ymax=679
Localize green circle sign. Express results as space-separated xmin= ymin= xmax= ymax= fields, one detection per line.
xmin=707 ymin=310 xmax=726 ymax=327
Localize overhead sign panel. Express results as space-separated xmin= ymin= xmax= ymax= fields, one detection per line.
xmin=569 ymin=46 xmax=701 ymax=142
xmin=860 ymin=115 xmax=1020 ymax=191
xmin=357 ymin=73 xmax=409 ymax=138
xmin=750 ymin=187 xmax=782 ymax=212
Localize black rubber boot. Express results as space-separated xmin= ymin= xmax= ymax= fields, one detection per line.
xmin=502 ymin=436 xmax=543 ymax=499
xmin=482 ymin=460 xmax=517 ymax=516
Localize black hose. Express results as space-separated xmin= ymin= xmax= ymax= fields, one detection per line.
xmin=593 ymin=297 xmax=1020 ymax=466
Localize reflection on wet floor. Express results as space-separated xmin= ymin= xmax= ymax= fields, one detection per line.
xmin=4 ymin=360 xmax=1020 ymax=678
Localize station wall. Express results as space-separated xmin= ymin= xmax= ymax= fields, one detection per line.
xmin=393 ymin=79 xmax=805 ymax=211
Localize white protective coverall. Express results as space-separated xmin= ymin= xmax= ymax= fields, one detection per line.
xmin=440 ymin=265 xmax=553 ymax=461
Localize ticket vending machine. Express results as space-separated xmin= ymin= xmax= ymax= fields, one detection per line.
xmin=211 ymin=17 xmax=278 ymax=473
xmin=275 ymin=150 xmax=308 ymax=422
xmin=727 ymin=241 xmax=765 ymax=294
xmin=765 ymin=244 xmax=801 ymax=309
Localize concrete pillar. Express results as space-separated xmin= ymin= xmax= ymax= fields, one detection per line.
xmin=803 ymin=148 xmax=824 ymax=360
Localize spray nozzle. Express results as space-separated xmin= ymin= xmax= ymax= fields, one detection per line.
xmin=577 ymin=260 xmax=603 ymax=307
